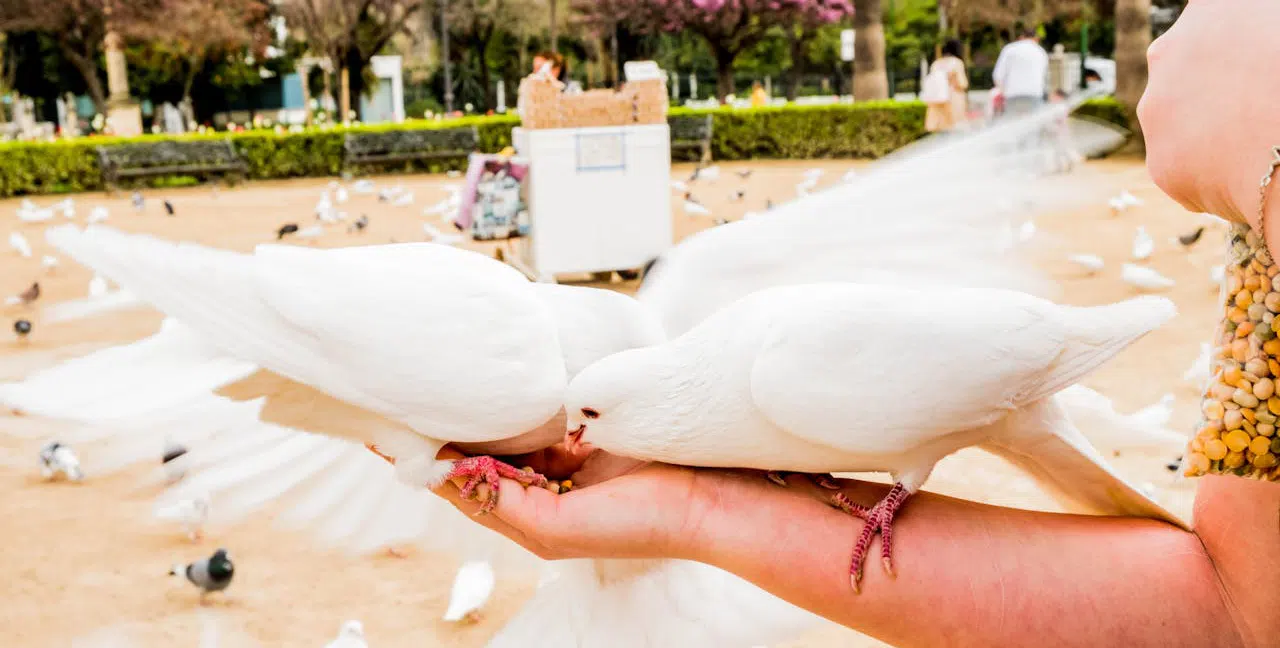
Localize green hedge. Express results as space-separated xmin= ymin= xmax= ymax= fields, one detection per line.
xmin=0 ymin=97 xmax=1129 ymax=198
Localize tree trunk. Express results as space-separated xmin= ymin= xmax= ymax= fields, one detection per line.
xmin=712 ymin=44 xmax=735 ymax=102
xmin=1114 ymin=0 xmax=1151 ymax=150
xmin=785 ymin=30 xmax=805 ymax=101
xmin=852 ymin=0 xmax=889 ymax=102
xmin=339 ymin=64 xmax=351 ymax=123
xmin=548 ymin=0 xmax=558 ymax=53
xmin=479 ymin=48 xmax=493 ymax=110
xmin=182 ymin=53 xmax=202 ymax=117
xmin=59 ymin=42 xmax=108 ymax=116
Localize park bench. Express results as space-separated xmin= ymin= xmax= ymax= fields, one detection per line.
xmin=343 ymin=126 xmax=479 ymax=171
xmin=668 ymin=114 xmax=713 ymax=163
xmin=96 ymin=138 xmax=247 ymax=191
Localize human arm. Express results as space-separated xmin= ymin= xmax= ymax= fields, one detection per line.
xmin=435 ymin=447 xmax=1271 ymax=647
xmin=992 ymin=48 xmax=1008 ymax=91
xmin=953 ymin=60 xmax=969 ymax=91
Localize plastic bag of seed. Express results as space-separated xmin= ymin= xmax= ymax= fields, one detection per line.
xmin=1186 ymin=223 xmax=1280 ymax=479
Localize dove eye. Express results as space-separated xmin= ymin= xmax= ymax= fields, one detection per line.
xmin=582 ymin=408 xmax=600 ymax=419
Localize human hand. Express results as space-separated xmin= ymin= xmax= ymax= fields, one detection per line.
xmin=431 ymin=444 xmax=865 ymax=563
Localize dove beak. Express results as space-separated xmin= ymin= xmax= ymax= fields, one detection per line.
xmin=565 ymin=424 xmax=586 ymax=455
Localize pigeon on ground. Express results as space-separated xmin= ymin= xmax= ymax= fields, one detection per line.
xmin=335 ymin=187 xmax=350 ymax=204
xmin=1109 ymin=190 xmax=1142 ymax=214
xmin=41 ymin=255 xmax=58 ymax=273
xmin=1122 ymin=263 xmax=1176 ymax=291
xmin=565 ymin=284 xmax=1186 ymax=590
xmin=18 ymin=204 xmax=54 ymax=223
xmin=730 ymin=190 xmax=746 ymax=202
xmin=682 ymin=200 xmax=711 ymax=218
xmin=54 ymin=198 xmax=75 ymax=218
xmin=295 ymin=224 xmax=325 ymax=240
xmin=87 ymin=206 xmax=110 ymax=225
xmin=316 ymin=193 xmax=336 ymax=221
xmin=1184 ymin=342 xmax=1212 ymax=386
xmin=276 ymin=223 xmax=300 ymax=240
xmin=162 ymin=442 xmax=189 ymax=484
xmin=170 ymin=548 xmax=233 ymax=603
xmin=10 ymin=232 xmax=31 ymax=257
xmin=349 ymin=215 xmax=369 ymax=233
xmin=155 ymin=492 xmax=210 ymax=541
xmin=670 ymin=180 xmax=689 ymax=193
xmin=13 ymin=319 xmax=32 ymax=339
xmin=1132 ymin=226 xmax=1154 ymax=260
xmin=1175 ymin=226 xmax=1205 ymax=248
xmin=1067 ymin=253 xmax=1105 ymax=274
xmin=131 ymin=192 xmax=145 ymax=211
xmin=392 ymin=192 xmax=415 ymax=207
xmin=39 ymin=440 xmax=83 ymax=481
xmin=689 ymin=165 xmax=720 ymax=182
xmin=736 ymin=169 xmax=753 ymax=179
xmin=353 ymin=180 xmax=375 ymax=194
xmin=88 ymin=275 xmax=109 ymax=298
xmin=423 ymin=223 xmax=464 ymax=246
xmin=163 ymin=200 xmax=176 ymax=216
xmin=5 ymin=282 xmax=40 ymax=306
xmin=325 ymin=620 xmax=368 ymax=648
xmin=378 ymin=186 xmax=405 ymax=202
xmin=443 ymin=560 xmax=495 ymax=623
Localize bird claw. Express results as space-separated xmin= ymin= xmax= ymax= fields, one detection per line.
xmin=449 ymin=456 xmax=548 ymax=514
xmin=833 ymin=484 xmax=910 ymax=593
xmin=766 ymin=471 xmax=790 ymax=486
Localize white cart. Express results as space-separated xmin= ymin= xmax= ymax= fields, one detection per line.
xmin=510 ymin=123 xmax=672 ymax=282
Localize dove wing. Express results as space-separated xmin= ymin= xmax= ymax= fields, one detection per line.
xmin=747 ymin=285 xmax=1067 ymax=456
xmin=45 ymin=226 xmax=568 ymax=442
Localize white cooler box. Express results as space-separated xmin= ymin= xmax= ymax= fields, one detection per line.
xmin=511 ymin=124 xmax=672 ymax=281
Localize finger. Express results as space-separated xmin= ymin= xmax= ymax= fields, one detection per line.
xmin=429 ymin=476 xmax=556 ymax=557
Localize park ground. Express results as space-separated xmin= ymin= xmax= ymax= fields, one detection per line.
xmin=0 ymin=158 xmax=1219 ymax=647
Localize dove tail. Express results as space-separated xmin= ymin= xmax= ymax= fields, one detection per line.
xmin=40 ymin=290 xmax=147 ymax=324
xmin=980 ymin=397 xmax=1189 ymax=530
xmin=1018 ymin=296 xmax=1177 ymax=406
xmin=488 ymin=559 xmax=821 ymax=648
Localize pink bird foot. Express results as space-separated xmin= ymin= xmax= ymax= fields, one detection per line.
xmin=449 ymin=456 xmax=548 ymax=514
xmin=831 ymin=483 xmax=912 ymax=593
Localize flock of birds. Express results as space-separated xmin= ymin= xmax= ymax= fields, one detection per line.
xmin=0 ymin=101 xmax=1211 ymax=647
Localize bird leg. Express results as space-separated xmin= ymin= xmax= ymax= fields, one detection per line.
xmin=449 ymin=456 xmax=548 ymax=514
xmin=831 ymin=482 xmax=912 ymax=593
xmin=365 ymin=442 xmax=397 ymax=465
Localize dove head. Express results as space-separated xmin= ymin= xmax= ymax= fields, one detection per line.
xmin=340 ymin=620 xmax=364 ymax=638
xmin=564 ymin=346 xmax=687 ymax=457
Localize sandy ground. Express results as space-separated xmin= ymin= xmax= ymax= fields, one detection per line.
xmin=0 ymin=158 xmax=1222 ymax=647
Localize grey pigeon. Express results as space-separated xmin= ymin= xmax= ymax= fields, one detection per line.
xmin=276 ymin=223 xmax=299 ymax=240
xmin=13 ymin=319 xmax=32 ymax=338
xmin=171 ymin=548 xmax=234 ymax=602
xmin=163 ymin=200 xmax=176 ymax=216
xmin=131 ymin=192 xmax=145 ymax=211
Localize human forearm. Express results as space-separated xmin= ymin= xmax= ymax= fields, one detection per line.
xmin=682 ymin=474 xmax=1239 ymax=647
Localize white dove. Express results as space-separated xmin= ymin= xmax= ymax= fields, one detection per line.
xmin=87 ymin=206 xmax=110 ymax=225
xmin=9 ymin=231 xmax=32 ymax=257
xmin=352 ymin=179 xmax=375 ymax=194
xmin=392 ymin=192 xmax=415 ymax=207
xmin=670 ymin=180 xmax=690 ymax=193
xmin=1053 ymin=386 xmax=1184 ymax=456
xmin=1183 ymin=342 xmax=1212 ymax=386
xmin=1131 ymin=226 xmax=1154 ymax=260
xmin=88 ymin=274 xmax=109 ymax=297
xmin=154 ymin=492 xmax=211 ymax=541
xmin=693 ymin=165 xmax=720 ymax=182
xmin=44 ymin=225 xmax=665 ymax=515
xmin=41 ymin=255 xmax=59 ymax=273
xmin=335 ymin=187 xmax=350 ymax=204
xmin=443 ymin=560 xmax=495 ymax=623
xmin=1118 ymin=190 xmax=1143 ymax=208
xmin=683 ymin=200 xmax=712 ymax=218
xmin=54 ymin=197 xmax=75 ymax=218
xmin=564 ymin=283 xmax=1186 ymax=590
xmin=423 ymin=223 xmax=465 ymax=246
xmin=316 ymin=192 xmax=335 ymax=220
xmin=18 ymin=204 xmax=55 ymax=223
xmin=1122 ymin=263 xmax=1176 ymax=291
xmin=1066 ymin=253 xmax=1105 ymax=274
xmin=295 ymin=224 xmax=326 ymax=239
xmin=325 ymin=620 xmax=368 ymax=648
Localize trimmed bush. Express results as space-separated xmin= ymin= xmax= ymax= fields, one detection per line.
xmin=0 ymin=98 xmax=1131 ymax=198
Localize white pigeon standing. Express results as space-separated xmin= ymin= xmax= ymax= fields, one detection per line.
xmin=9 ymin=231 xmax=32 ymax=257
xmin=39 ymin=441 xmax=84 ymax=481
xmin=683 ymin=200 xmax=712 ymax=218
xmin=565 ymin=283 xmax=1186 ymax=590
xmin=1118 ymin=190 xmax=1143 ymax=208
xmin=1183 ymin=342 xmax=1212 ymax=386
xmin=316 ymin=192 xmax=335 ymax=221
xmin=352 ymin=179 xmax=375 ymax=194
xmin=56 ymin=198 xmax=75 ymax=219
xmin=18 ymin=204 xmax=55 ymax=223
xmin=1131 ymin=226 xmax=1154 ymax=261
xmin=87 ymin=206 xmax=110 ymax=225
xmin=88 ymin=274 xmax=110 ymax=297
xmin=443 ymin=560 xmax=496 ymax=623
xmin=392 ymin=192 xmax=415 ymax=207
xmin=41 ymin=255 xmax=59 ymax=273
xmin=325 ymin=621 xmax=368 ymax=648
xmin=1066 ymin=253 xmax=1105 ymax=274
xmin=670 ymin=180 xmax=689 ymax=193
xmin=295 ymin=224 xmax=326 ymax=240
xmin=154 ymin=492 xmax=211 ymax=541
xmin=335 ymin=187 xmax=350 ymax=204
xmin=693 ymin=165 xmax=720 ymax=182
xmin=423 ymin=223 xmax=465 ymax=246
xmin=1122 ymin=263 xmax=1176 ymax=291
